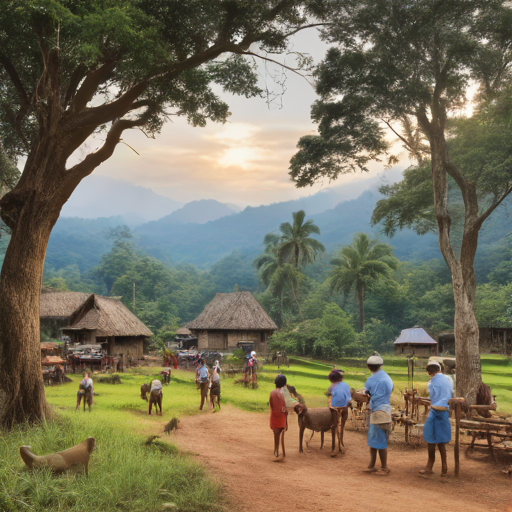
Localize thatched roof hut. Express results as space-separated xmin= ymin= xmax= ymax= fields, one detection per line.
xmin=187 ymin=292 xmax=277 ymax=352
xmin=40 ymin=291 xmax=90 ymax=319
xmin=40 ymin=291 xmax=152 ymax=358
xmin=394 ymin=326 xmax=437 ymax=356
xmin=68 ymin=294 xmax=153 ymax=337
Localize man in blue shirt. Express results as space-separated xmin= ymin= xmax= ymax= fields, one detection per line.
xmin=364 ymin=354 xmax=393 ymax=474
xmin=420 ymin=360 xmax=453 ymax=476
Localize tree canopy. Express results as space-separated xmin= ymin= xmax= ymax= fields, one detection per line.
xmin=288 ymin=0 xmax=512 ymax=403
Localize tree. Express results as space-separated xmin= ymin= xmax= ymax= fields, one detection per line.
xmin=254 ymin=214 xmax=324 ymax=323
xmin=329 ymin=233 xmax=398 ymax=331
xmin=277 ymin=210 xmax=325 ymax=268
xmin=289 ymin=0 xmax=512 ymax=403
xmin=0 ymin=0 xmax=323 ymax=427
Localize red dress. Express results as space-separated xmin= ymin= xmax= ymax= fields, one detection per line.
xmin=269 ymin=388 xmax=287 ymax=430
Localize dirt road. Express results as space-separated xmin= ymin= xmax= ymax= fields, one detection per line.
xmin=169 ymin=406 xmax=511 ymax=512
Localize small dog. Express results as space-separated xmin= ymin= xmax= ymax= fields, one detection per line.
xmin=164 ymin=417 xmax=180 ymax=434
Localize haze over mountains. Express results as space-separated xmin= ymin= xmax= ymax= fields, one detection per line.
xmin=43 ymin=169 xmax=512 ymax=274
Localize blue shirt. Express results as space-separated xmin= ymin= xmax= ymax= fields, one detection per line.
xmin=428 ymin=373 xmax=453 ymax=408
xmin=198 ymin=366 xmax=209 ymax=380
xmin=329 ymin=381 xmax=352 ymax=407
xmin=364 ymin=369 xmax=393 ymax=412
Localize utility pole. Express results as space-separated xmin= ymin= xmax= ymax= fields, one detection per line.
xmin=132 ymin=282 xmax=136 ymax=310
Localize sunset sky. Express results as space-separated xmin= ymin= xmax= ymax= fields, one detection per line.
xmin=71 ymin=29 xmax=408 ymax=208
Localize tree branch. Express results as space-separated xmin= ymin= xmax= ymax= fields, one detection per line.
xmin=475 ymin=184 xmax=512 ymax=229
xmin=61 ymin=117 xmax=146 ymax=199
xmin=68 ymin=61 xmax=117 ymax=114
xmin=0 ymin=54 xmax=29 ymax=107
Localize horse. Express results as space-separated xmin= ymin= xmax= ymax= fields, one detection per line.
xmin=141 ymin=383 xmax=163 ymax=416
xmin=76 ymin=383 xmax=93 ymax=412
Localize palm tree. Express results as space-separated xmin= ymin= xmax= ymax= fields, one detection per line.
xmin=329 ymin=233 xmax=398 ymax=331
xmin=254 ymin=232 xmax=304 ymax=321
xmin=277 ymin=210 xmax=325 ymax=268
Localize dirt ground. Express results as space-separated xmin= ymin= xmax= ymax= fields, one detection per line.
xmin=161 ymin=405 xmax=512 ymax=512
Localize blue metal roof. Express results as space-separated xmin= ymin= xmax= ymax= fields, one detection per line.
xmin=394 ymin=327 xmax=437 ymax=345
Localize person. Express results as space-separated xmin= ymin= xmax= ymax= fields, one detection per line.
xmin=149 ymin=378 xmax=163 ymax=415
xmin=244 ymin=350 xmax=258 ymax=385
xmin=327 ymin=369 xmax=352 ymax=453
xmin=364 ymin=354 xmax=393 ymax=475
xmin=269 ymin=374 xmax=288 ymax=462
xmin=76 ymin=372 xmax=93 ymax=411
xmin=197 ymin=359 xmax=210 ymax=410
xmin=420 ymin=361 xmax=453 ymax=476
xmin=209 ymin=361 xmax=221 ymax=412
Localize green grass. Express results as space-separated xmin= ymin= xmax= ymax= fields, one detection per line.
xmin=1 ymin=354 xmax=510 ymax=512
xmin=0 ymin=371 xmax=222 ymax=512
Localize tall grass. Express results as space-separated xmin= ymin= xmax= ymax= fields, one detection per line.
xmin=0 ymin=372 xmax=222 ymax=512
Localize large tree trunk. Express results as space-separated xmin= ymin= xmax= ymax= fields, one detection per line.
xmin=0 ymin=194 xmax=60 ymax=428
xmin=429 ymin=125 xmax=482 ymax=404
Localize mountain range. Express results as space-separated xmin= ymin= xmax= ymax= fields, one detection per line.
xmin=42 ymin=170 xmax=512 ymax=274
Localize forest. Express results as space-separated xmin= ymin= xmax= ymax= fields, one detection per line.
xmin=38 ymin=196 xmax=512 ymax=359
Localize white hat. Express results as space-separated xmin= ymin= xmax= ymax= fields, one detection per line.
xmin=250 ymin=351 xmax=256 ymax=357
xmin=427 ymin=360 xmax=441 ymax=370
xmin=367 ymin=354 xmax=384 ymax=365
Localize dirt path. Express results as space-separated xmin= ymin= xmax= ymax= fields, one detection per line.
xmin=163 ymin=406 xmax=511 ymax=512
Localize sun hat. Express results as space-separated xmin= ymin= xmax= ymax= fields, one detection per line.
xmin=367 ymin=353 xmax=384 ymax=365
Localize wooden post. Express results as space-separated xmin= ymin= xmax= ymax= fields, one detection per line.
xmin=404 ymin=392 xmax=409 ymax=443
xmin=449 ymin=398 xmax=465 ymax=477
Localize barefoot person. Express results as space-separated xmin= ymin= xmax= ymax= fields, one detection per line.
xmin=364 ymin=354 xmax=393 ymax=475
xmin=327 ymin=369 xmax=351 ymax=454
xmin=420 ymin=360 xmax=453 ymax=476
xmin=197 ymin=359 xmax=210 ymax=410
xmin=269 ymin=374 xmax=288 ymax=462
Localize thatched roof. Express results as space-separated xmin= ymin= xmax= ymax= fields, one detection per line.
xmin=67 ymin=294 xmax=153 ymax=337
xmin=187 ymin=292 xmax=277 ymax=331
xmin=40 ymin=291 xmax=90 ymax=318
xmin=394 ymin=327 xmax=437 ymax=345
xmin=176 ymin=327 xmax=192 ymax=335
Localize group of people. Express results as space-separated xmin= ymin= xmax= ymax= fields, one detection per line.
xmin=195 ymin=359 xmax=222 ymax=411
xmin=269 ymin=354 xmax=453 ymax=475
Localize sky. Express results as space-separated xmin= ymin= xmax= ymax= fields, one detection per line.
xmin=70 ymin=29 xmax=409 ymax=208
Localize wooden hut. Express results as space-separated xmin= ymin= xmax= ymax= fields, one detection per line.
xmin=394 ymin=327 xmax=438 ymax=356
xmin=40 ymin=290 xmax=90 ymax=338
xmin=40 ymin=291 xmax=153 ymax=358
xmin=187 ymin=292 xmax=277 ymax=352
xmin=439 ymin=328 xmax=512 ymax=355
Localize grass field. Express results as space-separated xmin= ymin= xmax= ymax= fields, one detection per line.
xmin=0 ymin=354 xmax=510 ymax=512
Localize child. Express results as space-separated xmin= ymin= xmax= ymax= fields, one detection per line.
xmin=269 ymin=374 xmax=288 ymax=462
xmin=327 ymin=369 xmax=351 ymax=454
xmin=209 ymin=361 xmax=221 ymax=412
xmin=197 ymin=359 xmax=210 ymax=410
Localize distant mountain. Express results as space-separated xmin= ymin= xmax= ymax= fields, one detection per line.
xmin=158 ymin=199 xmax=237 ymax=225
xmin=44 ymin=174 xmax=512 ymax=273
xmin=60 ymin=175 xmax=184 ymax=222
xmin=225 ymin=203 xmax=243 ymax=212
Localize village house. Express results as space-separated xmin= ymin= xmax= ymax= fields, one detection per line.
xmin=187 ymin=291 xmax=277 ymax=352
xmin=438 ymin=327 xmax=512 ymax=356
xmin=40 ymin=290 xmax=153 ymax=359
xmin=394 ymin=326 xmax=438 ymax=357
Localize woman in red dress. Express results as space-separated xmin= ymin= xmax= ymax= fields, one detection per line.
xmin=269 ymin=374 xmax=288 ymax=462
